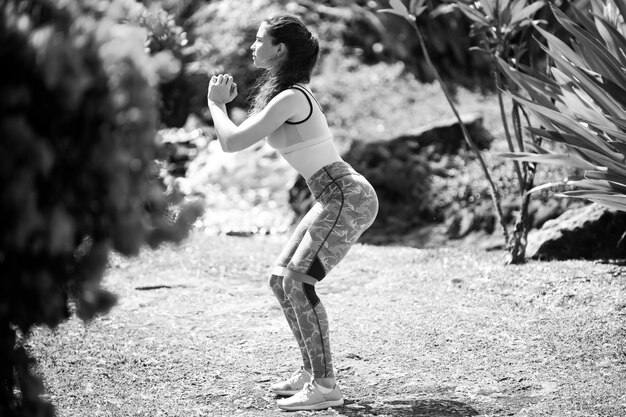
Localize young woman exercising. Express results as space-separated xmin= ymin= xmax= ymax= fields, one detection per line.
xmin=207 ymin=13 xmax=378 ymax=411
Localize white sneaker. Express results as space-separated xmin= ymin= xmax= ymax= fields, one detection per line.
xmin=276 ymin=381 xmax=344 ymax=411
xmin=269 ymin=367 xmax=312 ymax=396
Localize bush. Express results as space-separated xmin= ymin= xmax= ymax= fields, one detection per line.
xmin=500 ymin=0 xmax=626 ymax=212
xmin=0 ymin=0 xmax=203 ymax=415
xmin=137 ymin=2 xmax=201 ymax=127
xmin=187 ymin=0 xmax=489 ymax=111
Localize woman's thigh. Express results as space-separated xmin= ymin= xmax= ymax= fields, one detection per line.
xmin=283 ymin=178 xmax=378 ymax=281
xmin=272 ymin=202 xmax=323 ymax=275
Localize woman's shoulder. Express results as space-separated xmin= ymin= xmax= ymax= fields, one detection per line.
xmin=271 ymin=87 xmax=300 ymax=101
xmin=269 ymin=86 xmax=311 ymax=107
xmin=277 ymin=84 xmax=311 ymax=96
xmin=259 ymin=87 xmax=310 ymax=123
xmin=265 ymin=86 xmax=314 ymax=124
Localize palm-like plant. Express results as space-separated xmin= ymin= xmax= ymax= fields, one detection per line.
xmin=382 ymin=0 xmax=548 ymax=262
xmin=499 ymin=0 xmax=626 ymax=212
xmin=452 ymin=0 xmax=546 ymax=263
xmin=379 ymin=0 xmax=510 ymax=244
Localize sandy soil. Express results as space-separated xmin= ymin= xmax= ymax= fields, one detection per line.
xmin=28 ymin=231 xmax=626 ymax=417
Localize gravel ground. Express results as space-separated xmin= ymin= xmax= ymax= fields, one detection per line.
xmin=28 ymin=231 xmax=626 ymax=417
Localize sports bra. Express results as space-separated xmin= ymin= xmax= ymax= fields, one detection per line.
xmin=266 ymin=84 xmax=342 ymax=179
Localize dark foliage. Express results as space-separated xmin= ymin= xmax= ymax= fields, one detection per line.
xmin=138 ymin=4 xmax=198 ymax=127
xmin=0 ymin=0 xmax=203 ymax=415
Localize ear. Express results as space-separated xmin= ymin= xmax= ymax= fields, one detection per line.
xmin=276 ymin=42 xmax=286 ymax=55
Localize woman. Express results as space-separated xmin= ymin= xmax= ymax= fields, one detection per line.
xmin=207 ymin=14 xmax=378 ymax=411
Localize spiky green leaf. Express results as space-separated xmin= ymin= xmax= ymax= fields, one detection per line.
xmin=481 ymin=0 xmax=497 ymax=20
xmin=525 ymin=141 xmax=554 ymax=155
xmin=547 ymin=56 xmax=625 ymax=121
xmin=456 ymin=2 xmax=491 ymax=27
xmin=607 ymin=141 xmax=626 ymax=156
xmin=413 ymin=5 xmax=428 ymax=16
xmin=497 ymin=151 xmax=602 ymax=170
xmin=510 ymin=1 xmax=545 ymax=26
xmin=568 ymin=2 xmax=602 ymax=37
xmin=565 ymin=179 xmax=624 ymax=192
xmin=526 ymin=127 xmax=615 ymax=156
xmin=608 ymin=116 xmax=626 ymax=132
xmin=514 ymin=62 xmax=557 ymax=86
xmin=573 ymin=42 xmax=626 ymax=88
xmin=497 ymin=60 xmax=559 ymax=108
xmin=389 ymin=0 xmax=410 ymax=15
xmin=583 ymin=68 xmax=626 ymax=109
xmin=587 ymin=123 xmax=626 ymax=142
xmin=594 ymin=17 xmax=626 ymax=67
xmin=526 ymin=179 xmax=573 ymax=196
xmin=509 ymin=0 xmax=528 ymax=19
xmin=500 ymin=0 xmax=513 ymax=26
xmin=533 ymin=24 xmax=587 ymax=68
xmin=559 ymin=191 xmax=626 ymax=211
xmin=512 ymin=95 xmax=619 ymax=157
xmin=559 ymin=87 xmax=611 ymax=130
xmin=584 ymin=170 xmax=626 ymax=190
xmin=553 ymin=6 xmax=626 ymax=87
xmin=574 ymin=146 xmax=626 ymax=176
xmin=409 ymin=0 xmax=428 ymax=16
xmin=614 ymin=0 xmax=626 ymax=25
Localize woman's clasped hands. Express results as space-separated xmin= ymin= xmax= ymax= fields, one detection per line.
xmin=207 ymin=73 xmax=238 ymax=104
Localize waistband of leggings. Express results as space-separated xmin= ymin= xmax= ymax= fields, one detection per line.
xmin=306 ymin=161 xmax=359 ymax=198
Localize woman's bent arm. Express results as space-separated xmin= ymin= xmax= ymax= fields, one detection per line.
xmin=207 ymin=101 xmax=246 ymax=152
xmin=208 ymin=90 xmax=301 ymax=153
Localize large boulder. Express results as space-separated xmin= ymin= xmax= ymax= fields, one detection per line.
xmin=527 ymin=203 xmax=626 ymax=260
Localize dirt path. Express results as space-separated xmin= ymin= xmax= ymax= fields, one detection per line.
xmin=29 ymin=232 xmax=626 ymax=416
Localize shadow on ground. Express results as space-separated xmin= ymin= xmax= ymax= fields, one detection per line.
xmin=336 ymin=398 xmax=480 ymax=416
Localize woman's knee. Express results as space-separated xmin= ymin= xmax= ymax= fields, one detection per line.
xmin=282 ymin=274 xmax=306 ymax=302
xmin=283 ymin=274 xmax=321 ymax=308
xmin=268 ymin=274 xmax=284 ymax=297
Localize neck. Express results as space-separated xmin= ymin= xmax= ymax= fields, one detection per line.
xmin=268 ymin=64 xmax=280 ymax=76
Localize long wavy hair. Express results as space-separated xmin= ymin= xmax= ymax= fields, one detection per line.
xmin=249 ymin=14 xmax=320 ymax=114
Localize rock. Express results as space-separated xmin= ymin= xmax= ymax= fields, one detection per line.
xmin=527 ymin=203 xmax=626 ymax=260
xmin=447 ymin=207 xmax=477 ymax=238
xmin=528 ymin=198 xmax=562 ymax=229
xmin=376 ymin=112 xmax=493 ymax=155
xmin=527 ymin=198 xmax=577 ymax=229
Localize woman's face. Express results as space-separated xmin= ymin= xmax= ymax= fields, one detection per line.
xmin=251 ymin=22 xmax=281 ymax=70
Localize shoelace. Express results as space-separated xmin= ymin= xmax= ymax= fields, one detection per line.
xmin=293 ymin=382 xmax=316 ymax=400
xmin=287 ymin=369 xmax=306 ymax=384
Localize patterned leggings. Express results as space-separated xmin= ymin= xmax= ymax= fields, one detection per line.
xmin=269 ymin=161 xmax=378 ymax=379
